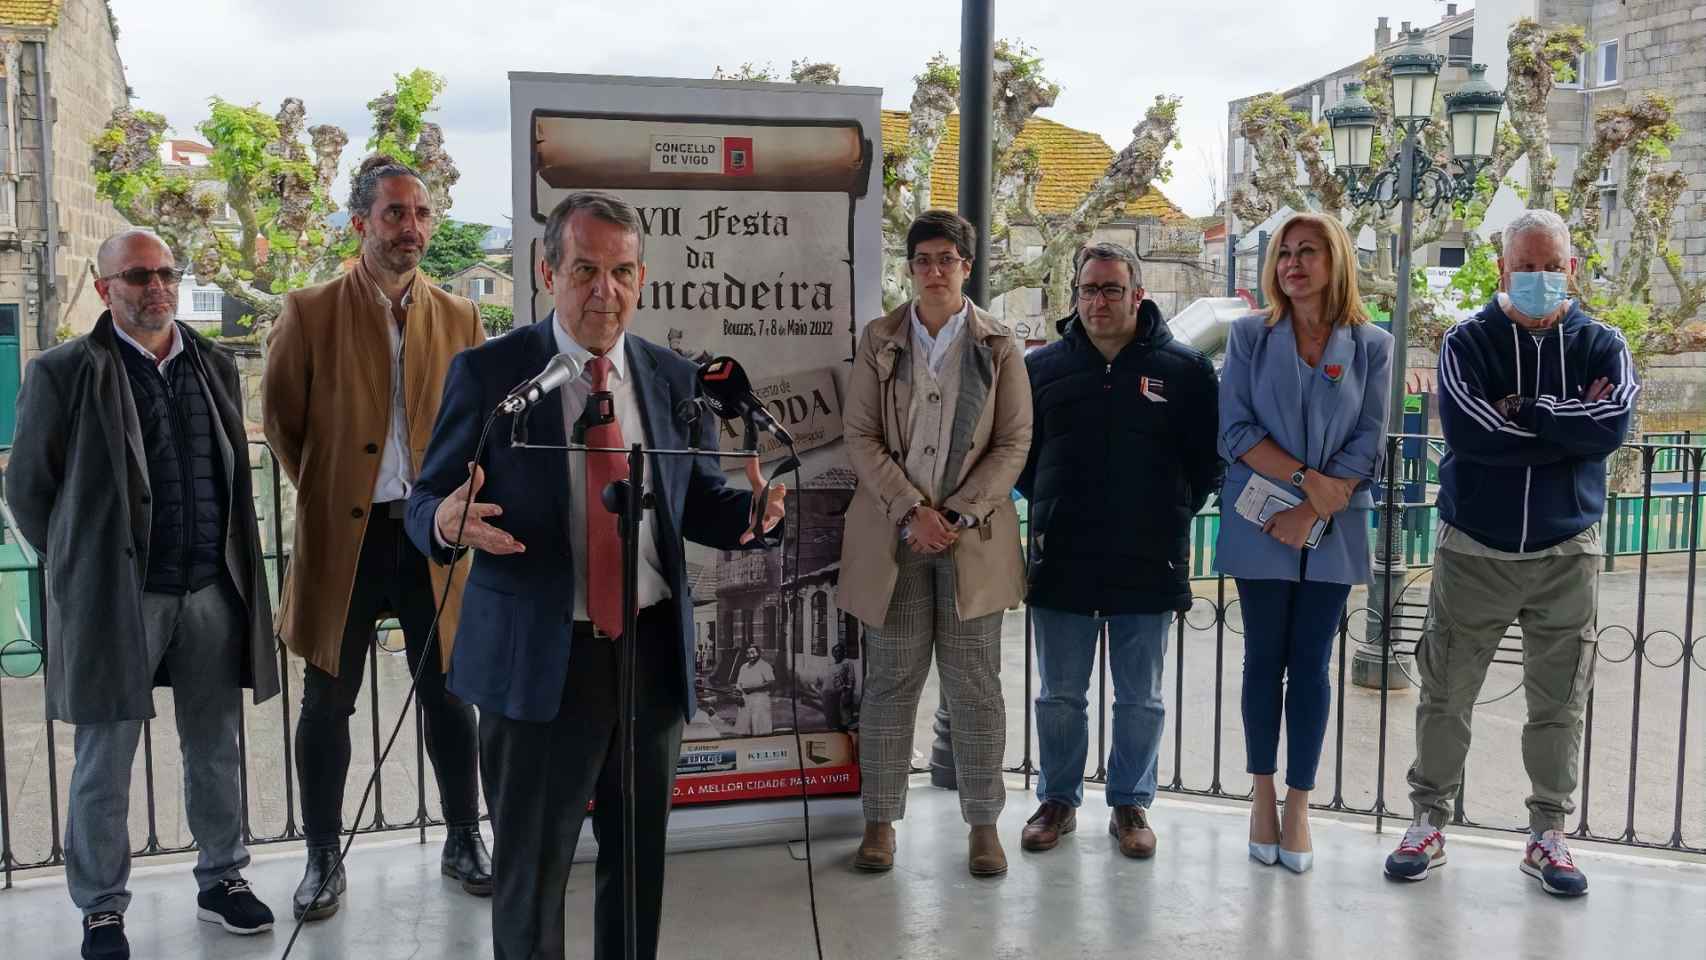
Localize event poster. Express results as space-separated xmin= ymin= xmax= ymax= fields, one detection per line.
xmin=511 ymin=76 xmax=882 ymax=805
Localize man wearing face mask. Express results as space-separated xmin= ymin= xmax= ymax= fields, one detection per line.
xmin=1385 ymin=209 xmax=1637 ymax=897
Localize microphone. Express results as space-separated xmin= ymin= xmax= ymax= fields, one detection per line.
xmin=500 ymin=353 xmax=585 ymax=414
xmin=696 ymin=356 xmax=795 ymax=446
xmin=675 ymin=397 xmax=707 ymax=450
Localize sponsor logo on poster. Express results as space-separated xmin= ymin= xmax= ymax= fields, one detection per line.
xmin=650 ymin=135 xmax=721 ymax=172
xmin=724 ymin=136 xmax=754 ymax=176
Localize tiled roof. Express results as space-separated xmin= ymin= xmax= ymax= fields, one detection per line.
xmin=881 ymin=110 xmax=1183 ymax=221
xmin=0 ymin=0 xmax=64 ymax=26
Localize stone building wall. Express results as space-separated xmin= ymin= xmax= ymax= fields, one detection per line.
xmin=45 ymin=0 xmax=129 ymax=340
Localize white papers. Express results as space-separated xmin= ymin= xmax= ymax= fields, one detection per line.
xmin=1234 ymin=474 xmax=1328 ymax=547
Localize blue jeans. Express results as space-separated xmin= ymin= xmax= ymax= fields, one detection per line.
xmin=1235 ymin=577 xmax=1352 ymax=792
xmin=1032 ymin=606 xmax=1171 ymax=808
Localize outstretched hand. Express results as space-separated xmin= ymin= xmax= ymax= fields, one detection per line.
xmin=435 ymin=461 xmax=526 ymax=555
xmin=740 ymin=456 xmax=787 ymax=545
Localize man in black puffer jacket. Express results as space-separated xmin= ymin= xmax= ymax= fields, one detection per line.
xmin=6 ymin=230 xmax=280 ymax=959
xmin=1015 ymin=242 xmax=1221 ymax=859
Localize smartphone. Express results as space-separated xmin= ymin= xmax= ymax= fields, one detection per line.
xmin=1260 ymin=495 xmax=1330 ymax=549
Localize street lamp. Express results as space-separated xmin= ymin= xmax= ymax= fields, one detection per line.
xmin=1324 ymin=30 xmax=1506 ymax=688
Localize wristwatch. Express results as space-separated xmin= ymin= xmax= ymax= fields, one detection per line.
xmin=1291 ymin=466 xmax=1308 ymax=487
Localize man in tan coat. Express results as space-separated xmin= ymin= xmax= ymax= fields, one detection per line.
xmin=838 ymin=210 xmax=1032 ymax=877
xmin=262 ymin=155 xmax=488 ymax=922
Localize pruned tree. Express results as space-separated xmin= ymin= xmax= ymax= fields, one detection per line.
xmin=757 ymin=43 xmax=1181 ymax=320
xmin=872 ymin=42 xmax=1181 ymax=317
xmin=91 ymin=69 xmax=457 ymax=332
xmin=1233 ymin=19 xmax=1704 ymax=361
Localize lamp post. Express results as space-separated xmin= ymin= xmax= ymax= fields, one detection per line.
xmin=1324 ymin=31 xmax=1505 ymax=687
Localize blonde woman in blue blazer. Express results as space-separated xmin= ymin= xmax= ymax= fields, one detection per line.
xmin=1216 ymin=212 xmax=1394 ymax=874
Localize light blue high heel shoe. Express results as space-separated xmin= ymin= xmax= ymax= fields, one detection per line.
xmin=1249 ymin=841 xmax=1279 ymax=865
xmin=1278 ymin=846 xmax=1314 ymax=874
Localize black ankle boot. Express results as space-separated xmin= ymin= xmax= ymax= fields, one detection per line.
xmin=441 ymin=824 xmax=493 ymax=896
xmin=292 ymin=845 xmax=346 ymax=921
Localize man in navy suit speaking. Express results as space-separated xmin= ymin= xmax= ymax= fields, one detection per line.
xmin=405 ymin=191 xmax=785 ymax=960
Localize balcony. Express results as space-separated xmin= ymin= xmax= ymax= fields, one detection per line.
xmin=1 ymin=437 xmax=1702 ymax=957
xmin=0 ymin=786 xmax=1702 ymax=959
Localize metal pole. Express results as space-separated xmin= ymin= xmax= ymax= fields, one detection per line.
xmin=934 ymin=0 xmax=996 ymax=789
xmin=958 ymin=0 xmax=995 ymax=307
xmin=1255 ymin=231 xmax=1270 ymax=307
xmin=1388 ymin=125 xmax=1416 ymax=432
xmin=1356 ymin=121 xmax=1417 ymax=689
xmin=1225 ymin=232 xmax=1238 ymax=297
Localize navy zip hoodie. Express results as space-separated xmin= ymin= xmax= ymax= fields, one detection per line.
xmin=1436 ymin=296 xmax=1639 ymax=553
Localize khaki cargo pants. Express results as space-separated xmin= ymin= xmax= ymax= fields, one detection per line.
xmin=1406 ymin=547 xmax=1599 ymax=834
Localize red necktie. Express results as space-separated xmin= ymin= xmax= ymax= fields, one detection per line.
xmin=585 ymin=355 xmax=628 ymax=638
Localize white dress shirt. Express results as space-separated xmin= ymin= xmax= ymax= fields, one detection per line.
xmin=113 ymin=319 xmax=185 ymax=374
xmin=908 ymin=296 xmax=969 ymax=377
xmin=552 ymin=322 xmax=672 ymax=619
xmin=360 ymin=264 xmax=416 ymax=504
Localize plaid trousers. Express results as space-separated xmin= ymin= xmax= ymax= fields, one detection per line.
xmin=859 ymin=548 xmax=1007 ymax=825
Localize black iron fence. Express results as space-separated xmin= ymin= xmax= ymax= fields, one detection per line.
xmin=1 ymin=436 xmax=1702 ymax=887
xmin=1006 ymin=436 xmax=1705 ymax=856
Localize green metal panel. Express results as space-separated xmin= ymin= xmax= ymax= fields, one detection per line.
xmin=0 ymin=303 xmax=21 ymax=447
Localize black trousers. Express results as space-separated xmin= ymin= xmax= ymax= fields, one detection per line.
xmin=483 ymin=605 xmax=684 ymax=960
xmin=295 ymin=506 xmax=482 ymax=844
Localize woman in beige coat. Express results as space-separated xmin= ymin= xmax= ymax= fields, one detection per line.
xmin=837 ymin=211 xmax=1032 ymax=877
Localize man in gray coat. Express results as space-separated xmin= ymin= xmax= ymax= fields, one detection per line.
xmin=5 ymin=230 xmax=281 ymax=960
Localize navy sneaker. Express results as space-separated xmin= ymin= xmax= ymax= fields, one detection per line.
xmin=1522 ymin=830 xmax=1588 ymax=897
xmin=196 ymin=876 xmax=276 ymax=934
xmin=1384 ymin=822 xmax=1447 ymax=881
xmin=81 ymin=911 xmax=129 ymax=960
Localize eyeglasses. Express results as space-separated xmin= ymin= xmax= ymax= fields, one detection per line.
xmin=910 ymin=254 xmax=967 ymax=273
xmin=1076 ymin=283 xmax=1128 ymax=303
xmin=99 ymin=267 xmax=185 ymax=287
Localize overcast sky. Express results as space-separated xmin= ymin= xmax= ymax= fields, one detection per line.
xmin=108 ymin=0 xmax=1460 ymax=225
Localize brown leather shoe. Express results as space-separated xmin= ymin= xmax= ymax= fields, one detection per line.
xmin=968 ymin=825 xmax=1008 ymax=877
xmin=1110 ymin=805 xmax=1158 ymax=859
xmin=1020 ymin=801 xmax=1077 ymax=852
xmin=853 ymin=822 xmax=895 ymax=872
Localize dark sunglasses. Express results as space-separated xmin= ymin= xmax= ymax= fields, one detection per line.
xmin=99 ymin=267 xmax=185 ymax=287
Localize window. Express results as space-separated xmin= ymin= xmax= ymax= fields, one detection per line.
xmin=790 ymin=595 xmax=803 ymax=655
xmin=811 ymin=593 xmax=828 ymax=656
xmin=1558 ymin=52 xmax=1586 ymax=89
xmin=1023 ymin=287 xmax=1042 ymax=317
xmin=1598 ymin=40 xmax=1619 ymax=86
xmin=842 ymin=613 xmax=861 ymax=660
xmin=1552 ymin=144 xmax=1579 ymax=188
xmin=468 ymin=276 xmax=494 ymax=297
xmin=1233 ymin=136 xmax=1247 ymax=174
xmin=1601 ymin=188 xmax=1618 ymax=217
xmin=192 ymin=290 xmax=223 ymax=313
xmin=741 ymin=609 xmax=754 ymax=648
xmin=1438 ymin=246 xmax=1466 ymax=269
xmin=763 ymin=605 xmax=778 ymax=652
xmin=1448 ymin=30 xmax=1474 ymax=66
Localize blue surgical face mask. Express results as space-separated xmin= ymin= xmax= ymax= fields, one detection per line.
xmin=1507 ymin=271 xmax=1569 ymax=319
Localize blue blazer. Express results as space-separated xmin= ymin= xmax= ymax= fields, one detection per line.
xmin=1215 ymin=313 xmax=1394 ymax=585
xmin=405 ymin=318 xmax=760 ymax=723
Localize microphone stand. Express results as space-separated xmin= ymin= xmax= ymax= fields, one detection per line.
xmin=514 ymin=405 xmax=782 ymax=960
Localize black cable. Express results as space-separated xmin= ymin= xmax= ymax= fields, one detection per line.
xmin=279 ymin=406 xmax=501 ymax=960
xmin=777 ymin=454 xmax=824 ymax=960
